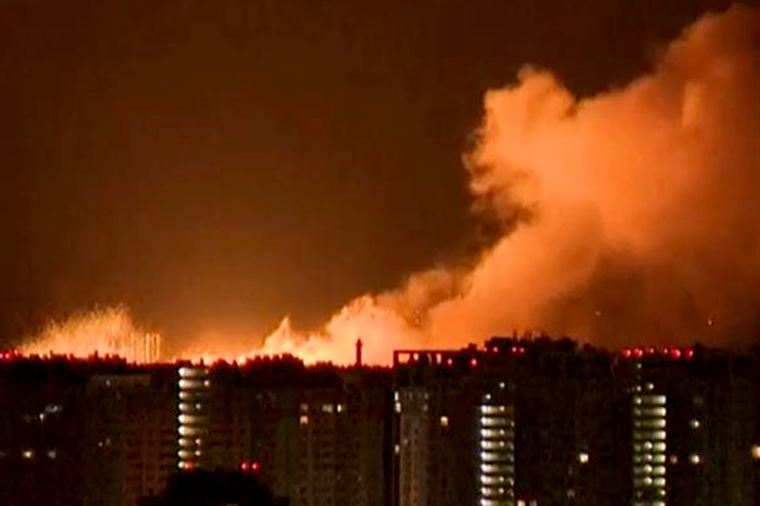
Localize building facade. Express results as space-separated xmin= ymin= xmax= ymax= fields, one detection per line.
xmin=2 ymin=337 xmax=759 ymax=506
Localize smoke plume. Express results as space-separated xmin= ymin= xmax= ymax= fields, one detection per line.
xmin=18 ymin=5 xmax=760 ymax=364
xmin=248 ymin=3 xmax=760 ymax=363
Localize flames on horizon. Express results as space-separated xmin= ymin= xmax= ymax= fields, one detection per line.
xmin=15 ymin=4 xmax=760 ymax=366
xmin=18 ymin=306 xmax=161 ymax=364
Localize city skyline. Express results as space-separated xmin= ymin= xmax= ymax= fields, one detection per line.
xmin=2 ymin=1 xmax=759 ymax=504
xmin=2 ymin=334 xmax=759 ymax=505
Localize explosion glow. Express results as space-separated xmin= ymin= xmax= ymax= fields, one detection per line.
xmin=14 ymin=5 xmax=760 ymax=366
xmin=19 ymin=306 xmax=161 ymax=364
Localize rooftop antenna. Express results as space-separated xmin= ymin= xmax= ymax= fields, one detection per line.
xmin=355 ymin=338 xmax=363 ymax=367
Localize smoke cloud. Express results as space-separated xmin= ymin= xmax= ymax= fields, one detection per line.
xmin=431 ymin=3 xmax=760 ymax=349
xmin=17 ymin=5 xmax=760 ymax=364
xmin=249 ymin=3 xmax=760 ymax=363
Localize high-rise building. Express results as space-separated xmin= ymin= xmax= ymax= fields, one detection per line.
xmin=84 ymin=365 xmax=177 ymax=506
xmin=190 ymin=358 xmax=391 ymax=506
xmin=0 ymin=356 xmax=89 ymax=506
xmin=2 ymin=336 xmax=759 ymax=506
xmin=0 ymin=355 xmax=178 ymax=506
xmin=392 ymin=338 xmax=613 ymax=506
xmin=176 ymin=365 xmax=211 ymax=471
xmin=618 ymin=346 xmax=755 ymax=506
xmin=391 ymin=339 xmax=760 ymax=506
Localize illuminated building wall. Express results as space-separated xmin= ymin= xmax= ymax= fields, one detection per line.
xmin=620 ymin=346 xmax=756 ymax=506
xmin=631 ymin=385 xmax=667 ymax=505
xmin=397 ymin=386 xmax=431 ymax=506
xmin=478 ymin=391 xmax=515 ymax=506
xmin=177 ymin=365 xmax=210 ymax=471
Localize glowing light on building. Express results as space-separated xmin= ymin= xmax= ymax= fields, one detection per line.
xmin=478 ymin=391 xmax=514 ymax=506
xmin=632 ymin=388 xmax=667 ymax=504
xmin=177 ymin=366 xmax=210 ymax=471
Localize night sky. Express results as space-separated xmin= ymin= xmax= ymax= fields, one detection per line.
xmin=0 ymin=0 xmax=744 ymax=346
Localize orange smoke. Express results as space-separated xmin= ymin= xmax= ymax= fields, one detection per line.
xmin=245 ymin=4 xmax=760 ymax=361
xmin=445 ymin=4 xmax=760 ymax=347
xmin=20 ymin=5 xmax=760 ymax=365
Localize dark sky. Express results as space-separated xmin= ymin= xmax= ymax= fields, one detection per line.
xmin=0 ymin=0 xmax=742 ymax=347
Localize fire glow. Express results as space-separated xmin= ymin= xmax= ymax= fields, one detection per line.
xmin=12 ymin=5 xmax=760 ymax=366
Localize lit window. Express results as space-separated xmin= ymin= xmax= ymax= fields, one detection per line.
xmin=22 ymin=449 xmax=34 ymax=460
xmin=578 ymin=452 xmax=589 ymax=464
xmin=47 ymin=449 xmax=57 ymax=459
xmin=440 ymin=416 xmax=449 ymax=428
xmin=322 ymin=404 xmax=334 ymax=414
xmin=689 ymin=454 xmax=701 ymax=465
xmin=751 ymin=445 xmax=760 ymax=460
xmin=690 ymin=419 xmax=701 ymax=429
xmin=300 ymin=415 xmax=309 ymax=426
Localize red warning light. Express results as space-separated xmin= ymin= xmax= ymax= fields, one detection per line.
xmin=633 ymin=348 xmax=644 ymax=359
xmin=251 ymin=461 xmax=260 ymax=473
xmin=684 ymin=348 xmax=694 ymax=359
xmin=240 ymin=461 xmax=250 ymax=471
xmin=470 ymin=358 xmax=478 ymax=367
xmin=621 ymin=348 xmax=631 ymax=359
xmin=670 ymin=348 xmax=682 ymax=359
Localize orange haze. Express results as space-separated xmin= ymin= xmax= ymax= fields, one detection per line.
xmin=18 ymin=5 xmax=760 ymax=365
